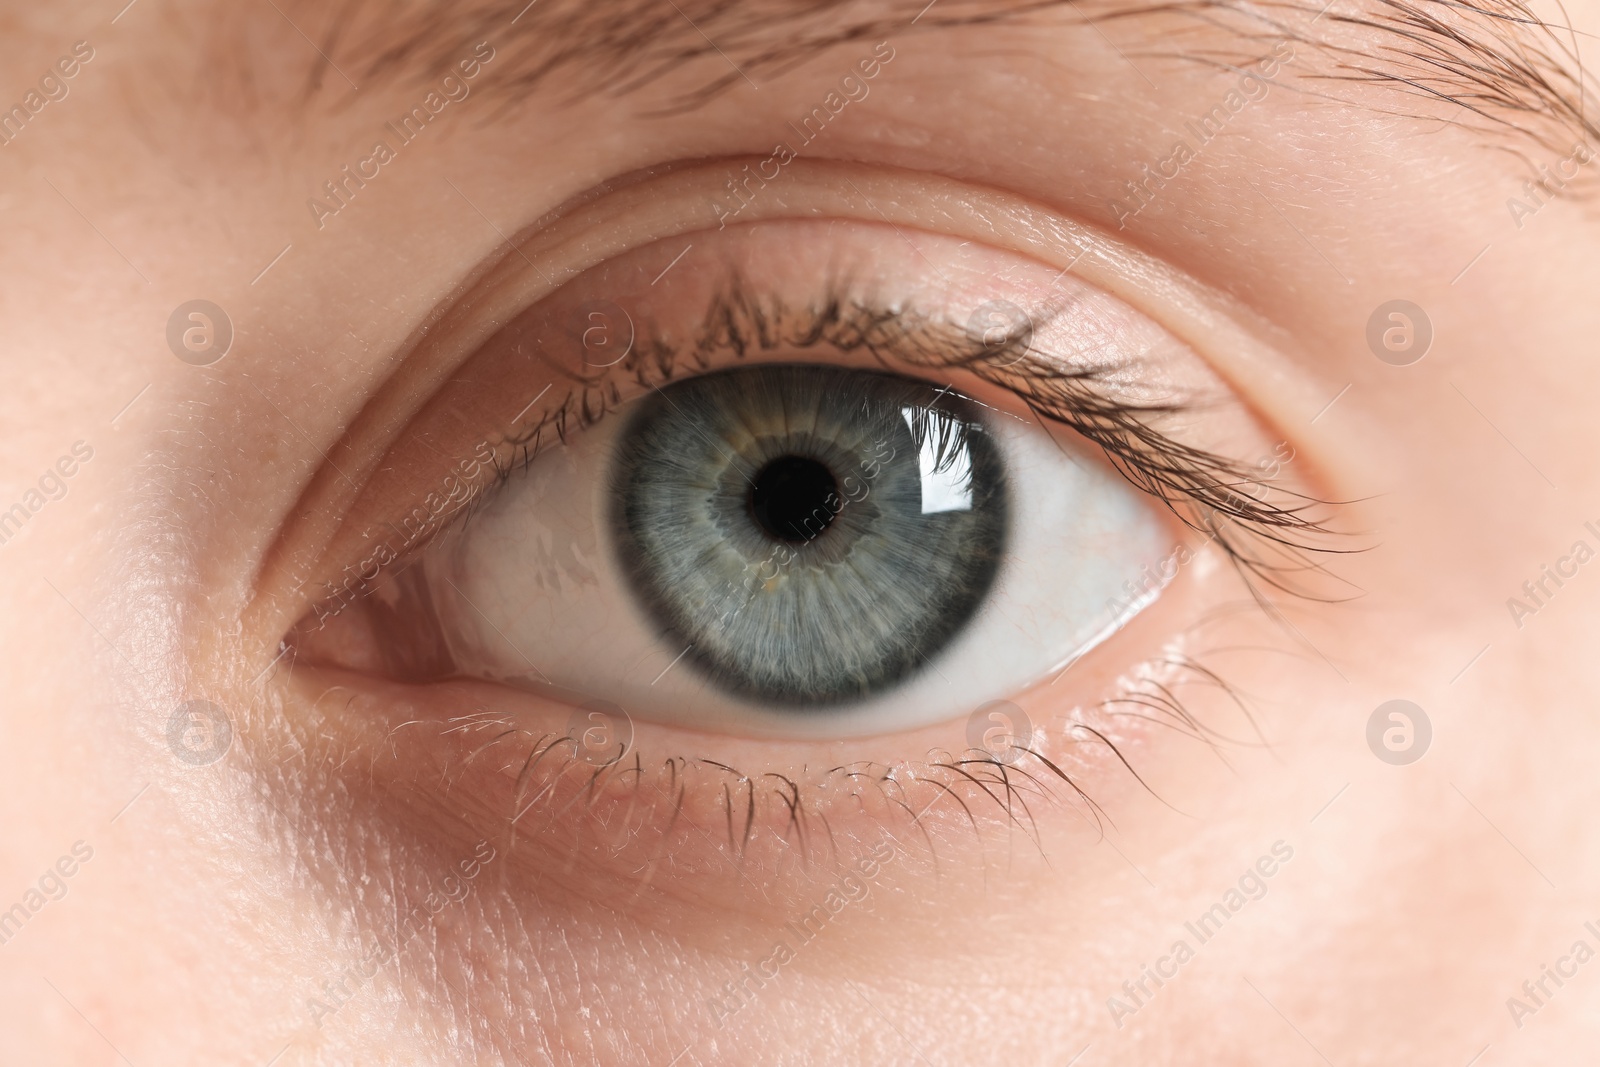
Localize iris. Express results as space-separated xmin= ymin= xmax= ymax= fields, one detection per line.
xmin=607 ymin=365 xmax=1008 ymax=707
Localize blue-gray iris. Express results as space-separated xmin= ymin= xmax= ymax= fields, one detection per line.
xmin=607 ymin=365 xmax=1007 ymax=707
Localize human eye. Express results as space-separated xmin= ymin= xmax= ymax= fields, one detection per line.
xmin=280 ymin=164 xmax=1335 ymax=900
xmin=312 ymin=287 xmax=1177 ymax=738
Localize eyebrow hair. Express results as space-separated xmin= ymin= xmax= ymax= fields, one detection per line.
xmin=276 ymin=0 xmax=1593 ymax=154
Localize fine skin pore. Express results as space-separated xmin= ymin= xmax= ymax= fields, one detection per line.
xmin=1 ymin=0 xmax=1599 ymax=1064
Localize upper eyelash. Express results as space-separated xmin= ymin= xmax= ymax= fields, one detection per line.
xmin=488 ymin=272 xmax=1346 ymax=602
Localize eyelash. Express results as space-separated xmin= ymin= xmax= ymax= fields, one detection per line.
xmin=481 ymin=272 xmax=1340 ymax=601
xmin=438 ymin=641 xmax=1257 ymax=865
xmin=312 ymin=269 xmax=1342 ymax=869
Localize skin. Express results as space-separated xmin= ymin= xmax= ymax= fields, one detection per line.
xmin=0 ymin=0 xmax=1597 ymax=1064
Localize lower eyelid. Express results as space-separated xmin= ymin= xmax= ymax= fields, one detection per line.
xmin=281 ymin=527 xmax=1246 ymax=921
xmin=315 ymin=524 xmax=1235 ymax=819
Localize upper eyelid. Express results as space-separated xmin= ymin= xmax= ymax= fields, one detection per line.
xmin=485 ymin=158 xmax=1331 ymax=452
xmin=253 ymin=159 xmax=1333 ymax=636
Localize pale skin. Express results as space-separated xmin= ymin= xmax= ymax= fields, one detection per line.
xmin=2 ymin=0 xmax=1598 ymax=1064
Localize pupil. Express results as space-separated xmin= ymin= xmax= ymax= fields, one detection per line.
xmin=749 ymin=455 xmax=840 ymax=543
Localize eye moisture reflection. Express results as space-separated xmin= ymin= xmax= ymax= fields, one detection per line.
xmin=607 ymin=366 xmax=1007 ymax=708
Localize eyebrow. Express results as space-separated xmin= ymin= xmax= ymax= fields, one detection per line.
xmin=279 ymin=0 xmax=1592 ymax=153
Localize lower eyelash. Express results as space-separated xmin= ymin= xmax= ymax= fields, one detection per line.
xmin=443 ymin=715 xmax=1085 ymax=871
xmin=416 ymin=636 xmax=1257 ymax=880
